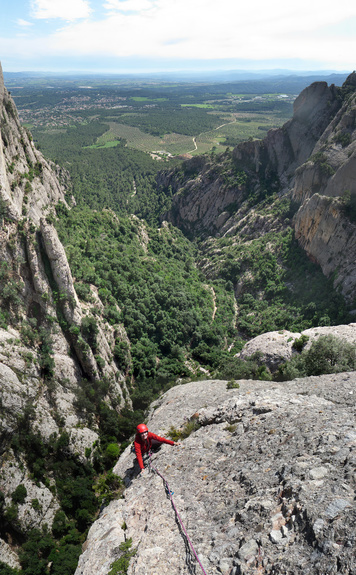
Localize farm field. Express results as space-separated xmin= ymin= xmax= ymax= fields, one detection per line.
xmin=89 ymin=121 xmax=194 ymax=156
xmin=192 ymin=112 xmax=285 ymax=154
xmin=87 ymin=111 xmax=287 ymax=157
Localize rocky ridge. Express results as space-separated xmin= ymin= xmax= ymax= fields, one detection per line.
xmin=76 ymin=374 xmax=356 ymax=575
xmin=0 ymin=63 xmax=66 ymax=225
xmin=292 ymin=73 xmax=356 ymax=301
xmin=0 ymin=62 xmax=130 ymax=564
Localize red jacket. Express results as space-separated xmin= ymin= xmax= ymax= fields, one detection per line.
xmin=134 ymin=431 xmax=174 ymax=470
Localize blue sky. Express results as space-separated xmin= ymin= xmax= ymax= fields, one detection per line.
xmin=0 ymin=0 xmax=355 ymax=73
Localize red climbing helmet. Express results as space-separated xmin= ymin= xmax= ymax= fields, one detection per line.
xmin=137 ymin=423 xmax=148 ymax=434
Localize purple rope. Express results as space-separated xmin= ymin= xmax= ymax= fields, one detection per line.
xmin=148 ymin=452 xmax=209 ymax=575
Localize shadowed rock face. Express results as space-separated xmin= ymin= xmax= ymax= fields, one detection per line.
xmin=77 ymin=375 xmax=356 ymax=575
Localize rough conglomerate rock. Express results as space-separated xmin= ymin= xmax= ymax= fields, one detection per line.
xmin=76 ymin=374 xmax=356 ymax=575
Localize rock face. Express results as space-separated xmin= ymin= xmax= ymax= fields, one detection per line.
xmin=0 ymin=64 xmax=67 ymax=225
xmin=233 ymin=80 xmax=341 ymax=187
xmin=76 ymin=375 xmax=356 ymax=575
xmin=292 ymin=75 xmax=356 ymax=301
xmin=158 ymin=155 xmax=245 ymax=236
xmin=1 ymin=448 xmax=60 ymax=530
xmin=0 ymin=62 xmax=130 ymax=564
xmin=163 ymin=74 xmax=356 ymax=300
xmin=293 ymin=193 xmax=356 ymax=301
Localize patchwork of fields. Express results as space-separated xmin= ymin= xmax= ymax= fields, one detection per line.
xmin=12 ymin=77 xmax=295 ymax=160
xmin=89 ymin=111 xmax=287 ymax=157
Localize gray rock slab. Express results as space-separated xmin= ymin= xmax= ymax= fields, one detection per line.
xmin=80 ymin=374 xmax=356 ymax=575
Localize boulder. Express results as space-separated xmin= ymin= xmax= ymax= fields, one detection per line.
xmin=237 ymin=323 xmax=356 ymax=371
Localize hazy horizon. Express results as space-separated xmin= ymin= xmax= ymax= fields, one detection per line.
xmin=2 ymin=66 xmax=352 ymax=76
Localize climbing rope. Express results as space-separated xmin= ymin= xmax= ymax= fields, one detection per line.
xmin=148 ymin=451 xmax=209 ymax=575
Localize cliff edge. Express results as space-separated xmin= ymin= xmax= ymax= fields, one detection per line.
xmin=76 ymin=375 xmax=356 ymax=575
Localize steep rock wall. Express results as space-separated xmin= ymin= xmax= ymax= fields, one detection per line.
xmin=0 ymin=62 xmax=129 ymax=393
xmin=235 ymin=76 xmax=356 ymax=301
xmin=233 ymin=80 xmax=341 ymax=185
xmin=157 ymin=154 xmax=246 ymax=236
xmin=293 ymin=194 xmax=356 ymax=300
xmin=0 ymin=63 xmax=130 ymax=563
xmin=0 ymin=64 xmax=67 ymax=224
xmin=291 ymin=76 xmax=356 ymax=300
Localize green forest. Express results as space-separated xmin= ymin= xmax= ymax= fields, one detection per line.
xmin=32 ymin=121 xmax=166 ymax=219
xmin=31 ymin=115 xmax=350 ymax=404
xmin=34 ymin=116 xmax=350 ymax=409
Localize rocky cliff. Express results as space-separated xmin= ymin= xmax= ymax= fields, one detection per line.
xmin=76 ymin=374 xmax=356 ymax=575
xmin=0 ymin=63 xmax=66 ymax=225
xmin=160 ymin=79 xmax=343 ymax=236
xmin=0 ymin=63 xmax=130 ymax=568
xmin=292 ymin=73 xmax=356 ymax=301
xmin=162 ymin=73 xmax=356 ymax=302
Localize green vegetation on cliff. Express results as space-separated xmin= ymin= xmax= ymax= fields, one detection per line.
xmin=205 ymin=226 xmax=348 ymax=339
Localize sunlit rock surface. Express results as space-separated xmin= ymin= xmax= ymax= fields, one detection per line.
xmin=77 ymin=375 xmax=356 ymax=575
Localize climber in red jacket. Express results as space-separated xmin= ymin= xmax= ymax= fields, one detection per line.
xmin=134 ymin=423 xmax=179 ymax=473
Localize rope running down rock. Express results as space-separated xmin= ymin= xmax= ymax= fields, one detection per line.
xmin=148 ymin=451 xmax=209 ymax=575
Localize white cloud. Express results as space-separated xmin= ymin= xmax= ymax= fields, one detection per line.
xmin=104 ymin=0 xmax=155 ymax=13
xmin=3 ymin=0 xmax=355 ymax=70
xmin=17 ymin=19 xmax=33 ymax=27
xmin=30 ymin=0 xmax=92 ymax=20
xmin=46 ymin=0 xmax=356 ymax=63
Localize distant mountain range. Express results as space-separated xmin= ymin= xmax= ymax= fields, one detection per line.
xmin=3 ymin=69 xmax=351 ymax=93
